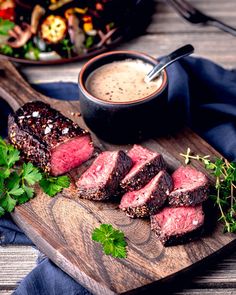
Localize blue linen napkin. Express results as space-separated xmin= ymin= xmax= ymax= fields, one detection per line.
xmin=0 ymin=56 xmax=236 ymax=295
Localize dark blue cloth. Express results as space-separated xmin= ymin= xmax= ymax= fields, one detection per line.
xmin=0 ymin=56 xmax=236 ymax=295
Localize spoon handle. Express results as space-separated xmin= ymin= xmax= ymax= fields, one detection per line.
xmin=146 ymin=44 xmax=194 ymax=82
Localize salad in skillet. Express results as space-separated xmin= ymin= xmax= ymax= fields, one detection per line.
xmin=0 ymin=0 xmax=133 ymax=61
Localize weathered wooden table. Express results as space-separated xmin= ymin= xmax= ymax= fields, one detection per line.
xmin=1 ymin=1 xmax=236 ymax=294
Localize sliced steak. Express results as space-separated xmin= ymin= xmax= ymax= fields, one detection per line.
xmin=168 ymin=166 xmax=209 ymax=206
xmin=8 ymin=101 xmax=94 ymax=176
xmin=151 ymin=205 xmax=204 ymax=246
xmin=120 ymin=145 xmax=166 ymax=191
xmin=119 ymin=170 xmax=173 ymax=218
xmin=76 ymin=150 xmax=132 ymax=201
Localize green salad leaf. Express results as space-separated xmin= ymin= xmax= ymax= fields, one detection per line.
xmin=0 ymin=18 xmax=14 ymax=35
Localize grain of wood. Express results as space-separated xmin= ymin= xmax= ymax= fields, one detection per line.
xmin=20 ymin=32 xmax=236 ymax=84
xmin=0 ymin=291 xmax=14 ymax=295
xmin=0 ymin=59 xmax=236 ymax=295
xmin=149 ymin=0 xmax=236 ymax=34
xmin=1 ymin=1 xmax=236 ymax=294
xmin=174 ymin=289 xmax=236 ymax=295
xmin=0 ymin=246 xmax=37 ymax=290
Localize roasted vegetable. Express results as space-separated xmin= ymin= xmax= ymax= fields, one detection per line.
xmin=67 ymin=14 xmax=85 ymax=54
xmin=7 ymin=23 xmax=32 ymax=48
xmin=41 ymin=15 xmax=67 ymax=43
xmin=0 ymin=0 xmax=15 ymax=21
xmin=31 ymin=5 xmax=45 ymax=34
xmin=49 ymin=0 xmax=73 ymax=11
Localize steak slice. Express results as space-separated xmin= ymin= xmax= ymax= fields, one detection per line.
xmin=168 ymin=166 xmax=209 ymax=206
xmin=151 ymin=205 xmax=204 ymax=246
xmin=119 ymin=170 xmax=173 ymax=218
xmin=8 ymin=101 xmax=94 ymax=176
xmin=76 ymin=150 xmax=132 ymax=201
xmin=120 ymin=145 xmax=166 ymax=191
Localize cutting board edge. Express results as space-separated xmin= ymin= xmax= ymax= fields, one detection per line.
xmin=11 ymin=208 xmax=118 ymax=295
xmin=11 ymin=207 xmax=236 ymax=295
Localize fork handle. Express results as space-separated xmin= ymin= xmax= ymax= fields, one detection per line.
xmin=208 ymin=19 xmax=236 ymax=37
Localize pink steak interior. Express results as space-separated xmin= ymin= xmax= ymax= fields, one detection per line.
xmin=76 ymin=151 xmax=119 ymax=188
xmin=152 ymin=205 xmax=204 ymax=236
xmin=123 ymin=145 xmax=157 ymax=180
xmin=172 ymin=166 xmax=208 ymax=191
xmin=51 ymin=135 xmax=94 ymax=176
xmin=120 ymin=171 xmax=164 ymax=208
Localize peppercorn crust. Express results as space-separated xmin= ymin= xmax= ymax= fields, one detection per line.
xmin=8 ymin=101 xmax=92 ymax=174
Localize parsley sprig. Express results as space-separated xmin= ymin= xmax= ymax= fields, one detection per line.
xmin=180 ymin=148 xmax=236 ymax=233
xmin=0 ymin=137 xmax=70 ymax=216
xmin=92 ymin=224 xmax=127 ymax=258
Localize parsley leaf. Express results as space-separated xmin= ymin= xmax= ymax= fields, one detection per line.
xmin=92 ymin=224 xmax=127 ymax=258
xmin=0 ymin=193 xmax=17 ymax=212
xmin=0 ymin=142 xmax=20 ymax=168
xmin=21 ymin=162 xmax=42 ymax=185
xmin=0 ymin=137 xmax=71 ymax=217
xmin=39 ymin=175 xmax=70 ymax=197
xmin=0 ymin=18 xmax=14 ymax=35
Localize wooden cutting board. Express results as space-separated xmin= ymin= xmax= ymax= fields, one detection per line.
xmin=0 ymin=59 xmax=236 ymax=295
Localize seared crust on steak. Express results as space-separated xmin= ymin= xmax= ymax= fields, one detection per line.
xmin=8 ymin=101 xmax=93 ymax=174
xmin=153 ymin=224 xmax=204 ymax=246
xmin=119 ymin=170 xmax=173 ymax=218
xmin=77 ymin=150 xmax=133 ymax=201
xmin=151 ymin=205 xmax=205 ymax=246
xmin=168 ymin=166 xmax=209 ymax=206
xmin=121 ymin=145 xmax=166 ymax=191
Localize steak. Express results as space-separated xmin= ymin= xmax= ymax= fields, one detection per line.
xmin=151 ymin=205 xmax=205 ymax=246
xmin=119 ymin=170 xmax=173 ymax=218
xmin=8 ymin=101 xmax=94 ymax=176
xmin=76 ymin=150 xmax=132 ymax=200
xmin=168 ymin=166 xmax=209 ymax=206
xmin=120 ymin=145 xmax=166 ymax=191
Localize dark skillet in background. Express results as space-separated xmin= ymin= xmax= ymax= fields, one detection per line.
xmin=78 ymin=50 xmax=168 ymax=144
xmin=0 ymin=0 xmax=154 ymax=65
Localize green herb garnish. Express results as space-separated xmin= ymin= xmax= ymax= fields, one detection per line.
xmin=180 ymin=148 xmax=236 ymax=233
xmin=23 ymin=41 xmax=40 ymax=60
xmin=61 ymin=38 xmax=73 ymax=58
xmin=0 ymin=44 xmax=13 ymax=56
xmin=92 ymin=224 xmax=127 ymax=258
xmin=85 ymin=36 xmax=94 ymax=49
xmin=39 ymin=174 xmax=70 ymax=197
xmin=0 ymin=137 xmax=70 ymax=216
xmin=0 ymin=18 xmax=14 ymax=36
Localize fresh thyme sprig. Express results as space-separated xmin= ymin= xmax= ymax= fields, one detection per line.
xmin=180 ymin=148 xmax=236 ymax=233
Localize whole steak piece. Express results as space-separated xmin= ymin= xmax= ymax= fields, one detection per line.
xmin=8 ymin=101 xmax=94 ymax=176
xmin=168 ymin=166 xmax=209 ymax=206
xmin=151 ymin=205 xmax=205 ymax=246
xmin=119 ymin=170 xmax=173 ymax=218
xmin=76 ymin=150 xmax=132 ymax=201
xmin=121 ymin=145 xmax=166 ymax=191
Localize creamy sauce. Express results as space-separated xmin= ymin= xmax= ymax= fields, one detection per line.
xmin=85 ymin=59 xmax=163 ymax=103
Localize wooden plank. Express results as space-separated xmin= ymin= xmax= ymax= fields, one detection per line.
xmin=1 ymin=59 xmax=236 ymax=294
xmin=20 ymin=31 xmax=236 ymax=85
xmin=2 ymin=246 xmax=236 ymax=294
xmin=1 ymin=1 xmax=236 ymax=294
xmin=174 ymin=289 xmax=236 ymax=295
xmin=0 ymin=246 xmax=37 ymax=289
xmin=149 ymin=0 xmax=236 ymax=34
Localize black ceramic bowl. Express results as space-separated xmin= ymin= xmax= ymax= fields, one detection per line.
xmin=78 ymin=50 xmax=168 ymax=143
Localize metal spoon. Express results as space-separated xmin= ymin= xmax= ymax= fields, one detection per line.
xmin=145 ymin=44 xmax=194 ymax=83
